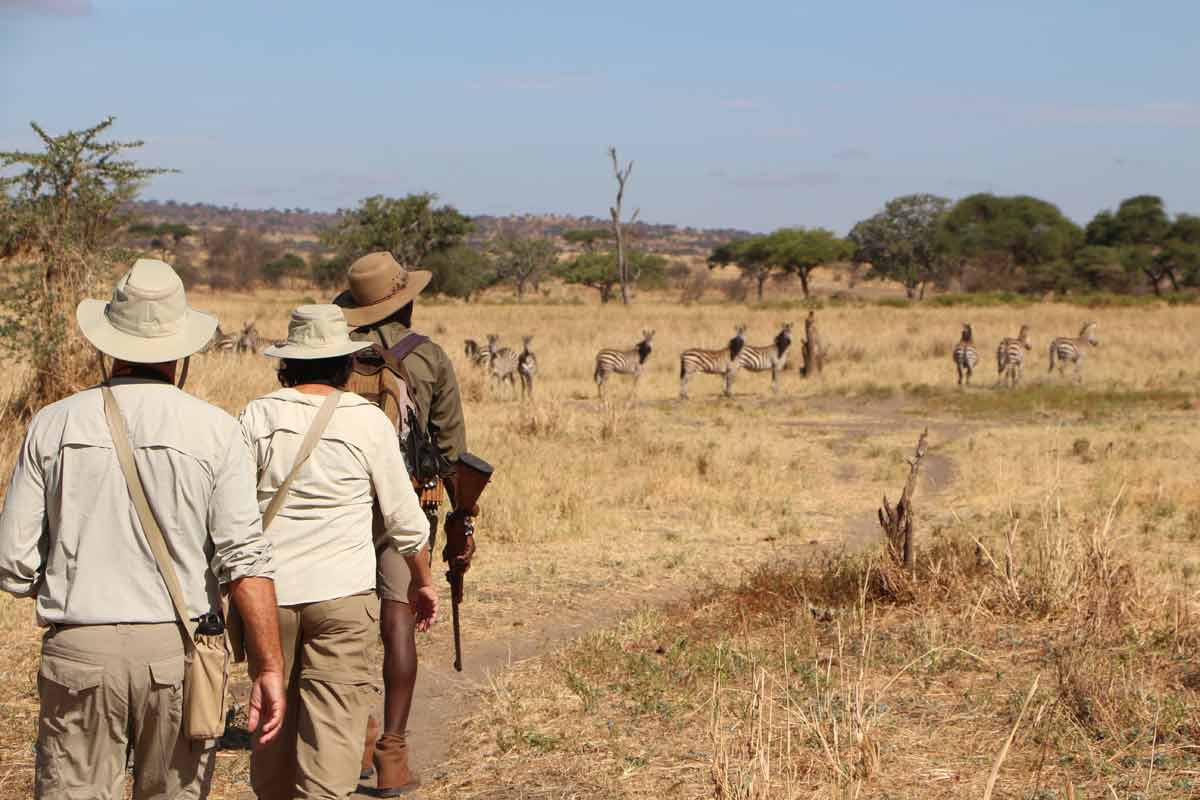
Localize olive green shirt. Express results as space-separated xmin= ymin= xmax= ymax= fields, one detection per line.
xmin=350 ymin=321 xmax=467 ymax=467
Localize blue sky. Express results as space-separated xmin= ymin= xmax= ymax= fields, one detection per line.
xmin=2 ymin=0 xmax=1198 ymax=233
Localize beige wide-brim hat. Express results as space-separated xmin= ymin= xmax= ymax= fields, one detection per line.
xmin=332 ymin=251 xmax=432 ymax=327
xmin=76 ymin=258 xmax=217 ymax=364
xmin=263 ymin=304 xmax=373 ymax=360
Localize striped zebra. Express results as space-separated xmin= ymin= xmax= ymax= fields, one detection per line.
xmin=487 ymin=334 xmax=519 ymax=396
xmin=464 ymin=338 xmax=492 ymax=368
xmin=952 ymin=323 xmax=979 ymax=386
xmin=517 ymin=336 xmax=537 ymax=399
xmin=735 ymin=322 xmax=793 ymax=393
xmin=202 ymin=325 xmax=237 ymax=355
xmin=679 ymin=325 xmax=746 ymax=400
xmin=1049 ymin=322 xmax=1099 ymax=380
xmin=996 ymin=324 xmax=1032 ymax=388
xmin=594 ymin=329 xmax=655 ymax=399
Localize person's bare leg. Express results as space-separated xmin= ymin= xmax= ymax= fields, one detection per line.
xmin=380 ymin=598 xmax=418 ymax=734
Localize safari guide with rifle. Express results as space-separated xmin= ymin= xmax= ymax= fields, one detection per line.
xmin=239 ymin=304 xmax=437 ymax=799
xmin=335 ymin=251 xmax=492 ymax=795
xmin=0 ymin=258 xmax=286 ymax=799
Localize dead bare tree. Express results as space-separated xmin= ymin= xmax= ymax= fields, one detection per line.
xmin=607 ymin=146 xmax=639 ymax=305
xmin=800 ymin=310 xmax=824 ymax=377
xmin=878 ymin=429 xmax=929 ymax=570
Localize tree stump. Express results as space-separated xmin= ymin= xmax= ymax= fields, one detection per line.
xmin=801 ymin=310 xmax=824 ymax=377
xmin=878 ymin=429 xmax=929 ymax=570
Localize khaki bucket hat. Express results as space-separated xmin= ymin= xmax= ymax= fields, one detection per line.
xmin=263 ymin=305 xmax=373 ymax=360
xmin=332 ymin=251 xmax=432 ymax=327
xmin=76 ymin=258 xmax=217 ymax=364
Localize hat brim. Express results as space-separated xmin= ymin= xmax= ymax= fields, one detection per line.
xmin=262 ymin=339 xmax=373 ymax=360
xmin=76 ymin=299 xmax=218 ymax=363
xmin=334 ymin=270 xmax=433 ymax=327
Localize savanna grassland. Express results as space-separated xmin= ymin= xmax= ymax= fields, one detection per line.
xmin=1 ymin=284 xmax=1199 ymax=799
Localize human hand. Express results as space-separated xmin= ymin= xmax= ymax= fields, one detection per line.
xmin=442 ymin=512 xmax=476 ymax=573
xmin=248 ymin=670 xmax=286 ymax=749
xmin=407 ymin=583 xmax=439 ymax=632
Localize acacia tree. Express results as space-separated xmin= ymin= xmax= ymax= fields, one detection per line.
xmin=710 ymin=228 xmax=848 ymax=300
xmin=423 ymin=244 xmax=496 ymax=301
xmin=708 ymin=237 xmax=774 ymax=301
xmin=769 ymin=227 xmax=850 ymax=297
xmin=493 ymin=235 xmax=557 ymax=300
xmin=940 ymin=193 xmax=1081 ymax=292
xmin=563 ymin=227 xmax=613 ymax=254
xmin=1086 ymin=196 xmax=1194 ymax=294
xmin=557 ymin=249 xmax=667 ymax=303
xmin=848 ymin=194 xmax=953 ymax=299
xmin=0 ymin=117 xmax=170 ymax=410
xmin=321 ymin=193 xmax=472 ymax=267
xmin=607 ymin=147 xmax=639 ymax=305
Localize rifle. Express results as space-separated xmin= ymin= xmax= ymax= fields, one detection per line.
xmin=443 ymin=452 xmax=493 ymax=671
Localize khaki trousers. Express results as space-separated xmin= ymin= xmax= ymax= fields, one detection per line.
xmin=35 ymin=622 xmax=214 ymax=800
xmin=250 ymin=593 xmax=378 ymax=800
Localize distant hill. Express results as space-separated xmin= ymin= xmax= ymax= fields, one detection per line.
xmin=127 ymin=200 xmax=753 ymax=257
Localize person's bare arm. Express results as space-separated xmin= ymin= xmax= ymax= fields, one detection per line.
xmin=228 ymin=575 xmax=285 ymax=747
xmin=403 ymin=545 xmax=438 ymax=631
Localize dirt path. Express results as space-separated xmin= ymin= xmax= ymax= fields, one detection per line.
xmin=350 ymin=397 xmax=981 ymax=798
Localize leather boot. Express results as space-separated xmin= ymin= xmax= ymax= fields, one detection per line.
xmin=360 ymin=715 xmax=380 ymax=781
xmin=373 ymin=731 xmax=421 ymax=796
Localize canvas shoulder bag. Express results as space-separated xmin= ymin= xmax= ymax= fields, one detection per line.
xmin=224 ymin=390 xmax=342 ymax=661
xmin=101 ymin=384 xmax=230 ymax=741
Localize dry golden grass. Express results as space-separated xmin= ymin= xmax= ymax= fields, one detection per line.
xmin=0 ymin=283 xmax=1198 ymax=798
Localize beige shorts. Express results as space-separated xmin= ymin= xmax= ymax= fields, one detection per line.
xmin=376 ymin=545 xmax=411 ymax=603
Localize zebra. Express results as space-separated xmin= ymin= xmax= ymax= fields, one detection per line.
xmin=517 ymin=336 xmax=537 ymax=399
xmin=464 ymin=338 xmax=491 ymax=368
xmin=235 ymin=320 xmax=260 ymax=354
xmin=202 ymin=325 xmax=237 ymax=355
xmin=679 ymin=325 xmax=746 ymax=400
xmin=996 ymin=324 xmax=1032 ymax=388
xmin=487 ymin=334 xmax=519 ymax=396
xmin=594 ymin=329 xmax=655 ymax=399
xmin=1049 ymin=322 xmax=1100 ymax=380
xmin=952 ymin=323 xmax=979 ymax=386
xmin=735 ymin=322 xmax=793 ymax=393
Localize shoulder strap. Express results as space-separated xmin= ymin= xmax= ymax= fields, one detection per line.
xmin=387 ymin=332 xmax=429 ymax=365
xmin=261 ymin=390 xmax=342 ymax=530
xmin=101 ymin=385 xmax=195 ymax=650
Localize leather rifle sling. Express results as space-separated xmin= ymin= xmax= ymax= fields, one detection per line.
xmin=101 ymin=385 xmax=196 ymax=651
xmin=261 ymin=390 xmax=342 ymax=530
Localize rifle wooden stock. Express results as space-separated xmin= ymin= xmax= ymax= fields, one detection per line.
xmin=446 ymin=452 xmax=493 ymax=515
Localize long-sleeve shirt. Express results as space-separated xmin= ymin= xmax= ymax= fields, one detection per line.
xmin=0 ymin=377 xmax=275 ymax=626
xmin=350 ymin=322 xmax=467 ymax=467
xmin=238 ymin=388 xmax=429 ymax=606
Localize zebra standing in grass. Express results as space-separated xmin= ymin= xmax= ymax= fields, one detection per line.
xmin=1049 ymin=322 xmax=1100 ymax=380
xmin=517 ymin=336 xmax=537 ymax=399
xmin=952 ymin=323 xmax=979 ymax=386
xmin=594 ymin=329 xmax=655 ymax=399
xmin=680 ymin=325 xmax=746 ymax=400
xmin=464 ymin=338 xmax=492 ymax=367
xmin=996 ymin=324 xmax=1032 ymax=388
xmin=487 ymin=333 xmax=519 ymax=395
xmin=735 ymin=322 xmax=793 ymax=393
xmin=202 ymin=325 xmax=238 ymax=354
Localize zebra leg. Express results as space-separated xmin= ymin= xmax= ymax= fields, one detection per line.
xmin=957 ymin=364 xmax=964 ymax=386
xmin=771 ymin=365 xmax=779 ymax=394
xmin=596 ymin=371 xmax=606 ymax=400
xmin=723 ymin=369 xmax=734 ymax=398
xmin=680 ymin=369 xmax=690 ymax=400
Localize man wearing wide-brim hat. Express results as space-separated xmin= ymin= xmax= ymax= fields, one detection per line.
xmin=240 ymin=304 xmax=435 ymax=799
xmin=334 ymin=251 xmax=474 ymax=794
xmin=0 ymin=258 xmax=285 ymax=799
